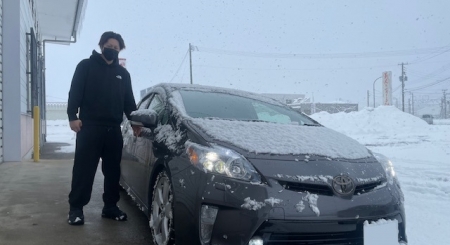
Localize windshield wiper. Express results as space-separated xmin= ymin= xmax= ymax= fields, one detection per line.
xmin=239 ymin=119 xmax=267 ymax=122
xmin=302 ymin=123 xmax=321 ymax=127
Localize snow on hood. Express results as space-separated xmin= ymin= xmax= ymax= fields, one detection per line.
xmin=190 ymin=118 xmax=371 ymax=159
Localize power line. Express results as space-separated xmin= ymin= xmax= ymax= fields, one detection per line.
xmin=406 ymin=61 xmax=450 ymax=86
xmin=195 ymin=63 xmax=398 ymax=71
xmin=195 ymin=45 xmax=450 ymax=59
xmin=169 ymin=49 xmax=189 ymax=83
xmin=406 ymin=76 xmax=450 ymax=91
xmin=408 ymin=44 xmax=450 ymax=64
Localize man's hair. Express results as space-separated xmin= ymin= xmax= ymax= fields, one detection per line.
xmin=98 ymin=31 xmax=126 ymax=50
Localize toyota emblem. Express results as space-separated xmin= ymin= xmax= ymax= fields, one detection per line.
xmin=332 ymin=175 xmax=355 ymax=196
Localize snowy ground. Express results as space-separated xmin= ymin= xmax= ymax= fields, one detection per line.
xmin=47 ymin=107 xmax=449 ymax=244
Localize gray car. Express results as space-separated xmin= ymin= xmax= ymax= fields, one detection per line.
xmin=422 ymin=114 xmax=434 ymax=124
xmin=120 ymin=83 xmax=407 ymax=245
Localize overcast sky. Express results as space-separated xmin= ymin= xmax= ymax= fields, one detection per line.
xmin=45 ymin=0 xmax=450 ymax=108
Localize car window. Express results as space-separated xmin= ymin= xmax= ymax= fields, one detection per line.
xmin=252 ymin=102 xmax=292 ymax=124
xmin=147 ymin=94 xmax=169 ymax=124
xmin=138 ymin=95 xmax=153 ymax=109
xmin=179 ymin=90 xmax=317 ymax=125
xmin=148 ymin=94 xmax=164 ymax=114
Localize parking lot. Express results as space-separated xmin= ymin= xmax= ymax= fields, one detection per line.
xmin=0 ymin=143 xmax=153 ymax=245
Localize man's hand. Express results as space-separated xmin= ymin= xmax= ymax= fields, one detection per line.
xmin=70 ymin=120 xmax=82 ymax=133
xmin=132 ymin=125 xmax=142 ymax=137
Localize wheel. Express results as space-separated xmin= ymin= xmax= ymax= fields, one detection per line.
xmin=149 ymin=170 xmax=175 ymax=245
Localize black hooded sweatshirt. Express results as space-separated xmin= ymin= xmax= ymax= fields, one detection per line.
xmin=67 ymin=50 xmax=137 ymax=127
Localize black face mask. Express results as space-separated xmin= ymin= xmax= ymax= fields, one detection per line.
xmin=102 ymin=48 xmax=119 ymax=61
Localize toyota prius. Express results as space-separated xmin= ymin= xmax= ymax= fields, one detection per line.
xmin=120 ymin=83 xmax=407 ymax=245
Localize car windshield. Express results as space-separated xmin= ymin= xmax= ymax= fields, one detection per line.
xmin=179 ymin=90 xmax=318 ymax=125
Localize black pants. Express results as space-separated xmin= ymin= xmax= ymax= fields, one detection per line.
xmin=68 ymin=125 xmax=123 ymax=209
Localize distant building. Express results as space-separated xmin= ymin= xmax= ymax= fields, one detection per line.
xmin=261 ymin=93 xmax=306 ymax=104
xmin=294 ymin=103 xmax=359 ymax=115
xmin=46 ymin=102 xmax=68 ymax=120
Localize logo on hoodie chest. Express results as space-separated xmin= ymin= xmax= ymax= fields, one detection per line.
xmin=116 ymin=75 xmax=122 ymax=79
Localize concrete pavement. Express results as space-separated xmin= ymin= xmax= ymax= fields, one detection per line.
xmin=0 ymin=143 xmax=154 ymax=245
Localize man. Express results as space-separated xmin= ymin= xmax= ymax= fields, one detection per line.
xmin=67 ymin=31 xmax=141 ymax=225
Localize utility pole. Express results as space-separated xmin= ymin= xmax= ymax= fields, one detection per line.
xmin=189 ymin=43 xmax=193 ymax=84
xmin=373 ymin=76 xmax=382 ymax=107
xmin=444 ymin=89 xmax=448 ymax=119
xmin=367 ymin=90 xmax=370 ymax=107
xmin=408 ymin=98 xmax=411 ymax=114
xmin=399 ymin=63 xmax=408 ymax=112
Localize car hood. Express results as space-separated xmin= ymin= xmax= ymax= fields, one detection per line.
xmin=189 ymin=118 xmax=371 ymax=160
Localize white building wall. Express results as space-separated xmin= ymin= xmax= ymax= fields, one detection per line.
xmin=19 ymin=0 xmax=35 ymax=159
xmin=2 ymin=0 xmax=37 ymax=162
xmin=20 ymin=0 xmax=34 ymax=114
xmin=18 ymin=0 xmax=36 ymax=159
xmin=0 ymin=0 xmax=3 ymax=163
xmin=3 ymin=0 xmax=21 ymax=162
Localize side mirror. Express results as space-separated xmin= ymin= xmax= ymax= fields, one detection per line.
xmin=130 ymin=109 xmax=158 ymax=128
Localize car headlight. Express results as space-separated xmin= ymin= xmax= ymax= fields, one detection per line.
xmin=185 ymin=141 xmax=262 ymax=183
xmin=373 ymin=152 xmax=396 ymax=184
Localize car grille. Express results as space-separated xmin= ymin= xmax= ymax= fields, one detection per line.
xmin=278 ymin=180 xmax=333 ymax=196
xmin=266 ymin=231 xmax=363 ymax=245
xmin=278 ymin=180 xmax=385 ymax=196
xmin=354 ymin=180 xmax=384 ymax=194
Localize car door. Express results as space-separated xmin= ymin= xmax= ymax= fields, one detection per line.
xmin=136 ymin=93 xmax=171 ymax=206
xmin=133 ymin=93 xmax=168 ymax=206
xmin=121 ymin=94 xmax=153 ymax=202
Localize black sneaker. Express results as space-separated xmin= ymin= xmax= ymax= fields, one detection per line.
xmin=101 ymin=206 xmax=127 ymax=221
xmin=68 ymin=208 xmax=84 ymax=225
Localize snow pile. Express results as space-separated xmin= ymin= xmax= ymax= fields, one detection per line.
xmin=311 ymin=106 xmax=431 ymax=146
xmin=434 ymin=119 xmax=450 ymax=125
xmin=311 ymin=106 xmax=429 ymax=136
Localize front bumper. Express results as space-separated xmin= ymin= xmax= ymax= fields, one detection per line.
xmin=172 ymin=167 xmax=407 ymax=245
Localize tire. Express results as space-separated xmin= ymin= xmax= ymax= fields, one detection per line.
xmin=149 ymin=170 xmax=175 ymax=245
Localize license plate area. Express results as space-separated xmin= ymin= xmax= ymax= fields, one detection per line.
xmin=364 ymin=219 xmax=398 ymax=245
